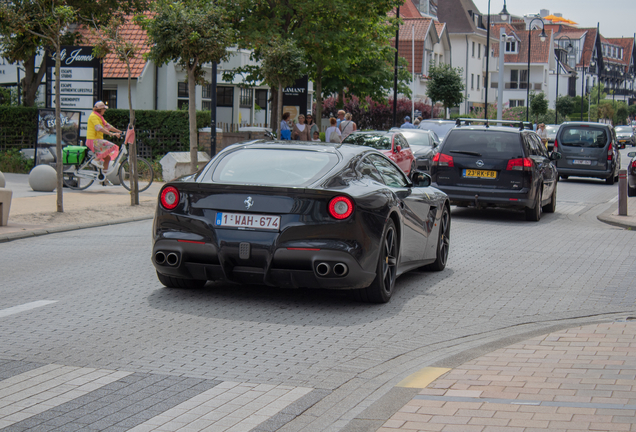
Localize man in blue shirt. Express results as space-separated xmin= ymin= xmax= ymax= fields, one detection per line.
xmin=401 ymin=116 xmax=415 ymax=129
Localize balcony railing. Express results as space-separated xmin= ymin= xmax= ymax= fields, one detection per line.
xmin=500 ymin=82 xmax=543 ymax=90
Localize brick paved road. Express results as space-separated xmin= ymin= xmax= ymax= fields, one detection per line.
xmin=1 ymin=149 xmax=635 ymax=431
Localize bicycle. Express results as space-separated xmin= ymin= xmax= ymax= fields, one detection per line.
xmin=62 ymin=135 xmax=154 ymax=192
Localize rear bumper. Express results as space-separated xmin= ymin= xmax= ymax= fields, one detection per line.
xmin=557 ymin=166 xmax=613 ymax=179
xmin=152 ymin=238 xmax=377 ymax=289
xmin=432 ymin=184 xmax=533 ymax=208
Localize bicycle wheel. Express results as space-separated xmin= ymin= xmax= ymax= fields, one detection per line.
xmin=63 ymin=165 xmax=96 ymax=190
xmin=119 ymin=157 xmax=154 ymax=192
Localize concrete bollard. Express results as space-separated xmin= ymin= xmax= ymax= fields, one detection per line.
xmin=0 ymin=170 xmax=5 ymax=188
xmin=618 ymin=169 xmax=628 ymax=216
xmin=0 ymin=188 xmax=12 ymax=226
xmin=28 ymin=165 xmax=57 ymax=192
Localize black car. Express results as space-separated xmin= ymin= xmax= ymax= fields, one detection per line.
xmin=554 ymin=122 xmax=621 ymax=184
xmin=614 ymin=126 xmax=635 ymax=148
xmin=152 ymin=142 xmax=451 ymax=303
xmin=390 ymin=128 xmax=440 ymax=173
xmin=418 ymin=119 xmax=456 ymax=143
xmin=430 ymin=122 xmax=560 ymax=221
xmin=628 ymin=151 xmax=636 ymax=196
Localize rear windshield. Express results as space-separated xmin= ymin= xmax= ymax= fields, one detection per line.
xmin=210 ymin=149 xmax=338 ymax=187
xmin=398 ymin=131 xmax=432 ymax=146
xmin=615 ymin=126 xmax=632 ymax=134
xmin=559 ymin=126 xmax=608 ymax=148
xmin=419 ymin=122 xmax=455 ymax=138
xmin=342 ymin=134 xmax=392 ymax=150
xmin=442 ymin=130 xmax=523 ymax=158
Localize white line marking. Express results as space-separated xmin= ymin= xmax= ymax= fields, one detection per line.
xmin=0 ymin=301 xmax=58 ymax=318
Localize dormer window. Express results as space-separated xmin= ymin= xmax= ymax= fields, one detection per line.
xmin=505 ymin=40 xmax=518 ymax=53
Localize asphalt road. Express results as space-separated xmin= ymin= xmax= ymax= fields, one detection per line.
xmin=1 ymin=149 xmax=635 ymax=431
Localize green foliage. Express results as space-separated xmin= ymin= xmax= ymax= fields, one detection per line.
xmin=0 ymin=107 xmax=39 ymax=150
xmin=0 ymin=149 xmax=33 ymax=173
xmin=261 ymin=40 xmax=305 ymax=93
xmin=426 ymin=63 xmax=465 ymax=112
xmin=530 ymin=92 xmax=549 ymax=121
xmin=138 ymin=0 xmax=235 ymax=85
xmin=616 ymin=105 xmax=628 ymax=125
xmin=0 ymin=87 xmax=18 ymax=106
xmin=571 ymin=95 xmax=589 ymax=115
xmin=555 ymin=95 xmax=573 ymax=117
xmin=589 ymin=83 xmax=607 ymax=105
xmin=319 ymin=132 xmax=326 ymax=142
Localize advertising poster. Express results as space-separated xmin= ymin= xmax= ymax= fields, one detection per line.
xmin=282 ymin=75 xmax=308 ymax=122
xmin=36 ymin=109 xmax=82 ymax=165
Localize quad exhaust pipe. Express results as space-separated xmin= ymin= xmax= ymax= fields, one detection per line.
xmin=315 ymin=262 xmax=348 ymax=277
xmin=155 ymin=251 xmax=180 ymax=266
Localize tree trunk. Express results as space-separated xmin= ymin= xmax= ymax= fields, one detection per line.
xmin=270 ymin=88 xmax=278 ymax=132
xmin=127 ymin=62 xmax=138 ymax=206
xmin=54 ymin=43 xmax=63 ymax=212
xmin=314 ymin=65 xmax=324 ymax=133
xmin=337 ymin=89 xmax=344 ymax=109
xmin=188 ymin=66 xmax=198 ymax=173
xmin=277 ymin=82 xmax=283 ymax=139
xmin=22 ymin=53 xmax=47 ymax=107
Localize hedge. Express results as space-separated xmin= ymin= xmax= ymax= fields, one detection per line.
xmin=0 ymin=106 xmax=213 ymax=159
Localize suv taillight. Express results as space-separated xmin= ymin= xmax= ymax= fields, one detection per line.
xmin=553 ymin=139 xmax=558 ymax=152
xmin=432 ymin=153 xmax=454 ymax=167
xmin=607 ymin=144 xmax=613 ymax=161
xmin=632 ymin=160 xmax=636 ymax=169
xmin=506 ymin=158 xmax=533 ymax=171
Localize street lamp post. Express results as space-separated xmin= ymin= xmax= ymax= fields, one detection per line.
xmin=483 ymin=1 xmax=509 ymax=123
xmin=526 ymin=18 xmax=547 ymax=122
xmin=555 ymin=35 xmax=573 ymax=124
xmin=580 ymin=49 xmax=595 ymax=121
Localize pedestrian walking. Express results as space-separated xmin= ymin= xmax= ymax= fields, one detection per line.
xmin=537 ymin=123 xmax=548 ymax=149
xmin=339 ymin=113 xmax=356 ymax=141
xmin=292 ymin=114 xmax=310 ymax=141
xmin=306 ymin=114 xmax=319 ymax=139
xmin=400 ymin=116 xmax=416 ymax=129
xmin=280 ymin=112 xmax=292 ymax=140
xmin=326 ymin=117 xmax=341 ymax=143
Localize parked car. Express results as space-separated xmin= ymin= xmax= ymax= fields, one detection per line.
xmin=430 ymin=123 xmax=560 ymax=221
xmin=545 ymin=124 xmax=559 ymax=152
xmin=418 ymin=119 xmax=456 ymax=143
xmin=614 ymin=126 xmax=635 ymax=148
xmin=152 ymin=141 xmax=451 ymax=303
xmin=390 ymin=128 xmax=439 ymax=173
xmin=342 ymin=131 xmax=415 ymax=175
xmin=553 ymin=122 xmax=621 ymax=184
xmin=628 ymin=151 xmax=636 ymax=196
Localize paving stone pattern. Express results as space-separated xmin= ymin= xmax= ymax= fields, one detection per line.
xmin=379 ymin=321 xmax=636 ymax=432
xmin=1 ymin=177 xmax=635 ymax=430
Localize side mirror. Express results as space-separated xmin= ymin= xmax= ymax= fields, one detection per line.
xmin=550 ymin=152 xmax=562 ymax=161
xmin=395 ymin=145 xmax=402 ymax=153
xmin=411 ymin=170 xmax=432 ymax=187
xmin=628 ymin=152 xmax=636 ymax=158
xmin=361 ymin=166 xmax=373 ymax=175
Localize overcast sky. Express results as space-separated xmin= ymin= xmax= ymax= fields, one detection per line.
xmin=471 ymin=0 xmax=635 ymax=38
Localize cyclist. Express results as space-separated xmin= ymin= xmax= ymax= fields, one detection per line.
xmin=86 ymin=101 xmax=122 ymax=174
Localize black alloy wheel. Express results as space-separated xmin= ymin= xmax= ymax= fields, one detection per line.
xmin=424 ymin=205 xmax=450 ymax=271
xmin=542 ymin=184 xmax=557 ymax=213
xmin=525 ymin=188 xmax=542 ymax=221
xmin=156 ymin=271 xmax=207 ymax=289
xmin=351 ymin=219 xmax=398 ymax=303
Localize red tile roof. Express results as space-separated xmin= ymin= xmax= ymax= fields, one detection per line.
xmin=389 ymin=0 xmax=422 ymax=18
xmin=434 ymin=21 xmax=446 ymax=38
xmin=606 ymin=37 xmax=634 ymax=71
xmin=78 ymin=16 xmax=150 ymax=79
xmin=491 ymin=24 xmax=553 ymax=64
xmin=392 ymin=17 xmax=435 ymax=74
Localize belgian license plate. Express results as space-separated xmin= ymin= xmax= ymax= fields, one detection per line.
xmin=463 ymin=169 xmax=497 ymax=179
xmin=573 ymin=160 xmax=591 ymax=165
xmin=215 ymin=213 xmax=281 ymax=230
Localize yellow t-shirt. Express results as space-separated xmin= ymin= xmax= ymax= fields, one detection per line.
xmin=87 ymin=112 xmax=106 ymax=140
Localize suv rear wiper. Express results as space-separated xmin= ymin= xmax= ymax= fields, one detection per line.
xmin=449 ymin=150 xmax=482 ymax=157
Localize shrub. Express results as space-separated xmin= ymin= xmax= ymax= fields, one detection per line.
xmin=0 ymin=148 xmax=34 ymax=173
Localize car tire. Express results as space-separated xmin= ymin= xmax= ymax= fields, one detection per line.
xmin=542 ymin=184 xmax=557 ymax=213
xmin=423 ymin=205 xmax=450 ymax=271
xmin=156 ymin=271 xmax=207 ymax=289
xmin=350 ymin=219 xmax=398 ymax=304
xmin=606 ymin=174 xmax=615 ymax=185
xmin=525 ymin=188 xmax=542 ymax=222
xmin=628 ymin=185 xmax=636 ymax=197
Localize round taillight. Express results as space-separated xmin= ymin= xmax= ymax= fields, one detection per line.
xmin=160 ymin=186 xmax=180 ymax=210
xmin=328 ymin=196 xmax=354 ymax=220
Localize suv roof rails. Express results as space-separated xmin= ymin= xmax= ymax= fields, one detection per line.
xmin=454 ymin=118 xmax=533 ymax=131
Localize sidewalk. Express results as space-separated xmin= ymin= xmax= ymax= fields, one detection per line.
xmin=0 ymin=173 xmax=162 ymax=242
xmin=376 ymin=319 xmax=636 ymax=432
xmin=597 ymin=195 xmax=636 ymax=230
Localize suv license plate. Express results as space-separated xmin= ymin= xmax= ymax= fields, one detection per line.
xmin=216 ymin=213 xmax=281 ymax=230
xmin=573 ymin=160 xmax=591 ymax=165
xmin=464 ymin=169 xmax=497 ymax=179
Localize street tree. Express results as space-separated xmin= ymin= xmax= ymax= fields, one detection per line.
xmin=590 ymin=83 xmax=607 ymax=105
xmin=426 ymin=63 xmax=464 ymax=118
xmin=0 ymin=0 xmax=148 ymax=107
xmin=89 ymin=16 xmax=142 ymax=205
xmin=1 ymin=0 xmax=77 ymax=213
xmin=260 ymin=40 xmax=305 ymax=139
xmin=138 ymin=0 xmax=235 ymax=173
xmin=530 ymin=92 xmax=548 ymax=123
xmin=555 ymin=95 xmax=573 ymax=118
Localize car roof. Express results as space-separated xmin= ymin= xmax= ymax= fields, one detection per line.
xmin=420 ymin=119 xmax=455 ymax=123
xmin=560 ymin=122 xmax=613 ymax=129
xmin=389 ymin=128 xmax=431 ymax=134
xmin=449 ymin=125 xmax=530 ymax=134
xmin=228 ymin=139 xmax=386 ymax=159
